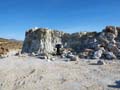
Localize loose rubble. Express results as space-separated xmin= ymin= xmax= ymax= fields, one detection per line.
xmin=97 ymin=60 xmax=105 ymax=65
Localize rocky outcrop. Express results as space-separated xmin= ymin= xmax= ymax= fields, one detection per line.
xmin=82 ymin=26 xmax=120 ymax=59
xmin=22 ymin=28 xmax=64 ymax=54
xmin=22 ymin=26 xmax=120 ymax=60
xmin=22 ymin=28 xmax=94 ymax=54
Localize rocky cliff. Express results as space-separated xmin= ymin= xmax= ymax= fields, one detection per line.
xmin=22 ymin=28 xmax=64 ymax=54
xmin=22 ymin=26 xmax=120 ymax=59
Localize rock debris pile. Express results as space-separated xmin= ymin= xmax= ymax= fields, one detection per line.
xmin=22 ymin=26 xmax=120 ymax=60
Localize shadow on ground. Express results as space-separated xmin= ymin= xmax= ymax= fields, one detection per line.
xmin=108 ymin=80 xmax=120 ymax=88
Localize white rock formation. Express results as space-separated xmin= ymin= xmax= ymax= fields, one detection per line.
xmin=22 ymin=26 xmax=120 ymax=59
xmin=22 ymin=28 xmax=64 ymax=54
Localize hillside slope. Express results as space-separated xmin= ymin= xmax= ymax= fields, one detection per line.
xmin=0 ymin=38 xmax=22 ymax=57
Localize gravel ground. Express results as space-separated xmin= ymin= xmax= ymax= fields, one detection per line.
xmin=0 ymin=56 xmax=120 ymax=90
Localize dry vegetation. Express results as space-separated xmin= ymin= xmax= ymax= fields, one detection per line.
xmin=0 ymin=38 xmax=22 ymax=55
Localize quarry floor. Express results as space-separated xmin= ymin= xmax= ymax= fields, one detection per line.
xmin=0 ymin=56 xmax=120 ymax=90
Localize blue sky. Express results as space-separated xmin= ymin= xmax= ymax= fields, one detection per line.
xmin=0 ymin=0 xmax=120 ymax=40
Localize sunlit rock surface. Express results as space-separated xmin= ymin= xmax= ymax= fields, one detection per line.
xmin=22 ymin=26 xmax=120 ymax=59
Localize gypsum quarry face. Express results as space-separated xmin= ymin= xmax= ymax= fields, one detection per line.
xmin=22 ymin=26 xmax=120 ymax=60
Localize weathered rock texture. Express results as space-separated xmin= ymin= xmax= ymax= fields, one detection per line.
xmin=22 ymin=28 xmax=64 ymax=54
xmin=22 ymin=26 xmax=120 ymax=59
